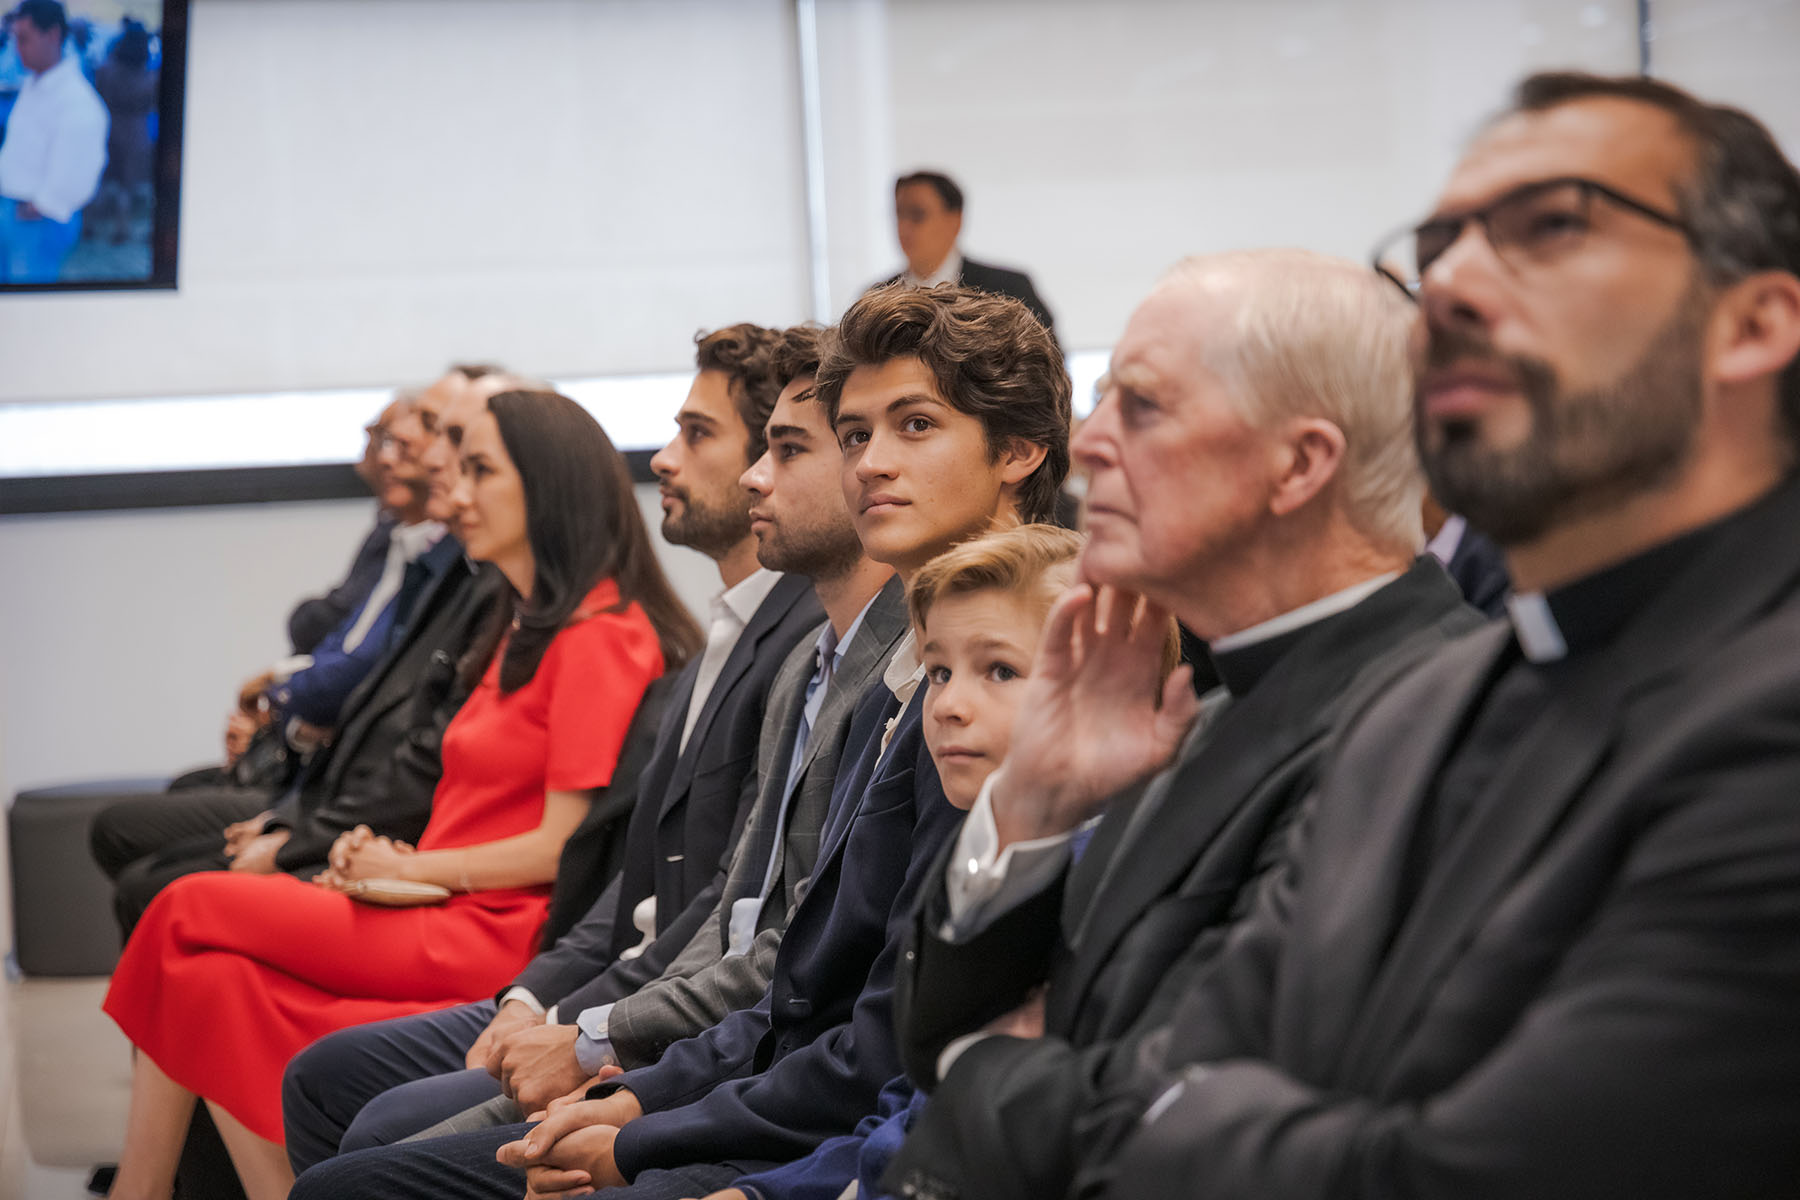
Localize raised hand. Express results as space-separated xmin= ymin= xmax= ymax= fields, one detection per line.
xmin=989 ymin=582 xmax=1199 ymax=847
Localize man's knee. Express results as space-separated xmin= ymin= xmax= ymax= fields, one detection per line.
xmin=90 ymin=799 xmax=155 ymax=879
xmin=342 ymin=1069 xmax=505 ymax=1154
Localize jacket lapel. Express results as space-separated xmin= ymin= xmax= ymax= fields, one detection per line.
xmin=790 ymin=578 xmax=907 ymax=793
xmin=1283 ymin=625 xmax=1508 ymax=1082
xmin=660 ymin=573 xmax=809 ymax=818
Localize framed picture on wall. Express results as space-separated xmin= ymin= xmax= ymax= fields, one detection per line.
xmin=0 ymin=0 xmax=188 ymax=292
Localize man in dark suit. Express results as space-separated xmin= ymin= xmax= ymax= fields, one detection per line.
xmin=878 ymin=250 xmax=1479 ymax=1200
xmin=966 ymin=73 xmax=1800 ymax=1200
xmin=883 ymin=171 xmax=1055 ymax=335
xmin=280 ymin=325 xmax=827 ymax=1166
xmin=287 ymin=285 xmax=1072 ymax=1200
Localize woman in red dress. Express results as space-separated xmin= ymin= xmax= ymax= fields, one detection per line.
xmin=102 ymin=389 xmax=703 ymax=1200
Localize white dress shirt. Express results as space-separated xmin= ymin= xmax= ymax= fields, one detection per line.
xmin=901 ymin=247 xmax=963 ymax=290
xmin=0 ymin=53 xmax=108 ymax=222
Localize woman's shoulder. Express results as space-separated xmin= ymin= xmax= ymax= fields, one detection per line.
xmin=548 ymin=580 xmax=664 ymax=667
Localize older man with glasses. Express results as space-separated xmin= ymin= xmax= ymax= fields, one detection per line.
xmin=909 ymin=70 xmax=1800 ymax=1200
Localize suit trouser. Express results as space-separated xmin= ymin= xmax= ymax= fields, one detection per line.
xmin=282 ymin=999 xmax=505 ymax=1174
xmin=288 ymin=1124 xmax=744 ymax=1200
xmin=88 ymin=786 xmax=270 ymax=936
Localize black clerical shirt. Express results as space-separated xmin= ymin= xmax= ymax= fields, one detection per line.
xmin=1393 ymin=502 xmax=1740 ymax=929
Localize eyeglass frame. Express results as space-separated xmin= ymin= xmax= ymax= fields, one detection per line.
xmin=1369 ymin=174 xmax=1699 ymax=302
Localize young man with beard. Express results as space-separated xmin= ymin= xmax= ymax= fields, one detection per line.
xmin=281 ymin=326 xmax=824 ymax=1170
xmin=996 ymin=73 xmax=1800 ymax=1200
xmin=288 ymin=285 xmax=1071 ymax=1200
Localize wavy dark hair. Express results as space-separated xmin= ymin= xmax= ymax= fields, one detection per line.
xmin=815 ymin=285 xmax=1071 ymax=523
xmin=694 ymin=324 xmax=784 ymax=464
xmin=465 ymin=390 xmax=702 ymax=692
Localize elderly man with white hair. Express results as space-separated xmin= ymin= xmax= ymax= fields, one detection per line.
xmin=884 ymin=249 xmax=1482 ymax=1200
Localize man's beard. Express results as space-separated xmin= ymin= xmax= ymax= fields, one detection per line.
xmin=756 ymin=514 xmax=865 ymax=580
xmin=1416 ymin=286 xmax=1707 ymax=547
xmin=662 ymin=485 xmax=753 ymax=559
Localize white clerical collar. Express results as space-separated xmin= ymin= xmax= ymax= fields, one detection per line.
xmin=1504 ymin=592 xmax=1569 ymax=663
xmin=1209 ymin=572 xmax=1401 ymax=654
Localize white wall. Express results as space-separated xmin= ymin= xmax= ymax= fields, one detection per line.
xmin=0 ymin=0 xmax=814 ymax=405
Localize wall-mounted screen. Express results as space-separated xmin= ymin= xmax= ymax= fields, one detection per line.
xmin=0 ymin=0 xmax=186 ymax=291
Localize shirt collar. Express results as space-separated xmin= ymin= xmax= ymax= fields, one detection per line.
xmin=28 ymin=53 xmax=80 ymax=90
xmin=1425 ymin=514 xmax=1467 ymax=565
xmin=882 ymin=627 xmax=924 ymax=702
xmin=818 ymin=587 xmax=881 ymax=673
xmin=391 ymin=520 xmax=447 ymax=561
xmin=903 ymin=247 xmax=963 ymax=290
xmin=1210 ymin=572 xmax=1400 ymax=655
xmin=1504 ymin=513 xmax=1724 ymax=664
xmin=716 ymin=567 xmax=782 ymax=629
xmin=1205 ymin=572 xmax=1402 ymax=698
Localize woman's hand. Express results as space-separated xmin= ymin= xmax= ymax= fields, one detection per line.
xmin=337 ymin=830 xmax=416 ymax=880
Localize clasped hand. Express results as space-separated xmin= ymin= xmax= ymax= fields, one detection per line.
xmin=497 ymin=1088 xmax=640 ymax=1199
xmin=989 ymin=581 xmax=1199 ymax=847
xmin=313 ymin=824 xmax=415 ymax=890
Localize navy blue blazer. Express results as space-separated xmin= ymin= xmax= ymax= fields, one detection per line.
xmin=603 ymin=676 xmax=964 ymax=1178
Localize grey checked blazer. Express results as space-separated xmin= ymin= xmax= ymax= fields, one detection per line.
xmin=606 ymin=575 xmax=909 ymax=1067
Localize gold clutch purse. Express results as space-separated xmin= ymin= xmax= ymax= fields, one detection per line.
xmin=340 ymin=878 xmax=452 ymax=907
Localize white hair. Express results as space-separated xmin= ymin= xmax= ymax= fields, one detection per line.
xmin=1164 ymin=249 xmax=1425 ymax=553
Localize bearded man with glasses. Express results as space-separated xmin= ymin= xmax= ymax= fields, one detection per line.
xmin=899 ymin=72 xmax=1800 ymax=1200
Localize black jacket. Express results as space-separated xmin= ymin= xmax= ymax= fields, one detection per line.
xmin=887 ymin=560 xmax=1479 ymax=1200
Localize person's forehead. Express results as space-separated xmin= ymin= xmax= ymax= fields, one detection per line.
xmin=459 ymin=408 xmax=501 ymax=451
xmin=1438 ymin=97 xmax=1696 ymax=214
xmin=680 ymin=369 xmax=742 ymax=428
xmin=416 ymin=373 xmax=463 ymax=417
xmin=838 ymin=357 xmax=944 ymax=414
xmin=1113 ymin=276 xmax=1224 ymax=390
xmin=770 ymin=380 xmax=826 ymax=432
xmin=896 ymin=183 xmax=946 ymax=212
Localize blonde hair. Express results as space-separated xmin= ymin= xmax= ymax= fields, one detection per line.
xmin=910 ymin=524 xmax=1182 ymax=697
xmin=1164 ymin=249 xmax=1425 ymax=553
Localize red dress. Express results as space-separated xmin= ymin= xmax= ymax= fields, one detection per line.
xmin=103 ymin=579 xmax=663 ymax=1143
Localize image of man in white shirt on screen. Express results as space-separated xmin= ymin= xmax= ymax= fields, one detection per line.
xmin=0 ymin=0 xmax=108 ymax=283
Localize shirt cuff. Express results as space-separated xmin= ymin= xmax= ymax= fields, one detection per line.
xmin=497 ymin=987 xmax=546 ymax=1017
xmin=942 ymin=774 xmax=1075 ymax=940
xmin=574 ymin=1002 xmax=620 ymax=1074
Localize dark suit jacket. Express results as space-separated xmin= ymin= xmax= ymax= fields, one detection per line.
xmin=509 ymin=573 xmax=821 ymax=1012
xmin=881 ymin=256 xmax=1055 ymax=335
xmin=265 ymin=546 xmax=506 ymax=871
xmin=602 ymin=577 xmax=910 ymax=1066
xmin=886 ymin=561 xmax=1477 ymax=1200
xmin=287 ymin=511 xmax=392 ymax=654
xmin=540 ymin=673 xmax=676 ymax=946
xmin=604 ymin=677 xmax=964 ymax=1179
xmin=1067 ymin=477 xmax=1800 ymax=1200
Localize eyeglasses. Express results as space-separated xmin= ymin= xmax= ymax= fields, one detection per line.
xmin=1370 ymin=176 xmax=1696 ymax=302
